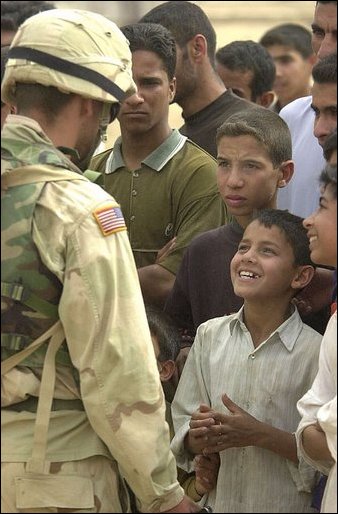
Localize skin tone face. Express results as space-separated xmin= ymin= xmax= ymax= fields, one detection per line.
xmin=173 ymin=44 xmax=197 ymax=105
xmin=265 ymin=45 xmax=313 ymax=107
xmin=1 ymin=30 xmax=16 ymax=46
xmin=75 ymin=100 xmax=106 ymax=171
xmin=1 ymin=103 xmax=11 ymax=129
xmin=118 ymin=49 xmax=175 ymax=138
xmin=216 ymin=135 xmax=287 ymax=228
xmin=230 ymin=221 xmax=302 ymax=304
xmin=329 ymin=149 xmax=337 ymax=165
xmin=311 ymin=2 xmax=337 ymax=59
xmin=215 ymin=63 xmax=254 ymax=101
xmin=303 ymin=184 xmax=337 ymax=268
xmin=311 ymin=82 xmax=337 ymax=147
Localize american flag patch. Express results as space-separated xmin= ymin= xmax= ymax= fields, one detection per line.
xmin=93 ymin=204 xmax=126 ymax=236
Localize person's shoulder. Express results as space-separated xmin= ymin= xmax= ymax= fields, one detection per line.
xmin=299 ymin=319 xmax=323 ymax=345
xmin=197 ymin=311 xmax=236 ymax=336
xmin=183 ymin=138 xmax=217 ymax=162
xmin=46 ymin=173 xmax=118 ymax=220
xmin=188 ymin=225 xmax=228 ymax=249
xmin=279 ymin=96 xmax=312 ymax=123
xmin=90 ymin=147 xmax=113 ymax=173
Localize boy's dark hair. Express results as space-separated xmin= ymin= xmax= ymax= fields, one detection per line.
xmin=252 ymin=209 xmax=313 ymax=266
xmin=146 ymin=306 xmax=181 ymax=362
xmin=312 ymin=52 xmax=337 ymax=84
xmin=121 ymin=22 xmax=176 ymax=81
xmin=216 ymin=108 xmax=292 ymax=167
xmin=323 ymin=129 xmax=337 ymax=162
xmin=320 ymin=164 xmax=337 ymax=199
xmin=216 ymin=40 xmax=276 ymax=101
xmin=259 ymin=23 xmax=313 ymax=59
xmin=1 ymin=1 xmax=55 ymax=31
xmin=139 ymin=1 xmax=217 ymax=66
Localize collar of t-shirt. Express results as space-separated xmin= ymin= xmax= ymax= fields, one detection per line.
xmin=105 ymin=128 xmax=187 ymax=174
xmin=229 ymin=304 xmax=303 ymax=352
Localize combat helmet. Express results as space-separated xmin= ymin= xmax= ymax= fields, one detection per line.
xmin=1 ymin=9 xmax=136 ymax=109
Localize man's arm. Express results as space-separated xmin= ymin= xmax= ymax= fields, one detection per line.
xmin=138 ymin=263 xmax=176 ymax=308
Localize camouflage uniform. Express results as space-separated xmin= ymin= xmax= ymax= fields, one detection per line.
xmin=1 ymin=9 xmax=185 ymax=513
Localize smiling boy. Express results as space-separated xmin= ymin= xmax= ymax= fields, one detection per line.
xmin=171 ymin=209 xmax=323 ymax=513
xmin=296 ymin=163 xmax=337 ymax=513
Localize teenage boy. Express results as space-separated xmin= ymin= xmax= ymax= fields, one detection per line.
xmin=296 ymin=164 xmax=337 ymax=513
xmin=90 ymin=22 xmax=226 ymax=308
xmin=164 ymin=108 xmax=294 ymax=340
xmin=171 ymin=209 xmax=323 ymax=513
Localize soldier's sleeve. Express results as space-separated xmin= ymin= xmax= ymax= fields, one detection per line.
xmin=35 ymin=190 xmax=185 ymax=512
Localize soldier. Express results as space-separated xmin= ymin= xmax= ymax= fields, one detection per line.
xmin=1 ymin=9 xmax=201 ymax=513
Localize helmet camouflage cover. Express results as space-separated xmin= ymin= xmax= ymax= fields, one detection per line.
xmin=1 ymin=9 xmax=136 ymax=105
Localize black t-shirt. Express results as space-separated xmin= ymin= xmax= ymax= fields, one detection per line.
xmin=164 ymin=221 xmax=244 ymax=337
xmin=180 ymin=90 xmax=260 ymax=158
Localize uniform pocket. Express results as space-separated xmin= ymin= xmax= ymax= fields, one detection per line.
xmin=15 ymin=474 xmax=94 ymax=509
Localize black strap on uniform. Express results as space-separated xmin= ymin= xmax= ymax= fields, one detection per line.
xmin=8 ymin=46 xmax=126 ymax=103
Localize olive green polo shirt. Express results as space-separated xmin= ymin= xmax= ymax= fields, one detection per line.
xmin=91 ymin=129 xmax=228 ymax=274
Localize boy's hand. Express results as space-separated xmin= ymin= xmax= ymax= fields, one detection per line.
xmin=194 ymin=453 xmax=220 ymax=494
xmin=155 ymin=237 xmax=177 ymax=264
xmin=186 ymin=404 xmax=217 ymax=454
xmin=201 ymin=394 xmax=262 ymax=454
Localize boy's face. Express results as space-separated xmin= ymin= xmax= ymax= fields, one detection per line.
xmin=303 ymin=185 xmax=337 ymax=268
xmin=118 ymin=49 xmax=175 ymax=135
xmin=231 ymin=220 xmax=300 ymax=302
xmin=217 ymin=135 xmax=284 ymax=228
xmin=266 ymin=44 xmax=313 ymax=108
xmin=311 ymin=81 xmax=337 ymax=148
xmin=215 ymin=63 xmax=254 ymax=102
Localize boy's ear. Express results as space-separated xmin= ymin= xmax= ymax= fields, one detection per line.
xmin=258 ymin=90 xmax=276 ymax=109
xmin=291 ymin=265 xmax=315 ymax=291
xmin=278 ymin=160 xmax=294 ymax=188
xmin=159 ymin=359 xmax=176 ymax=382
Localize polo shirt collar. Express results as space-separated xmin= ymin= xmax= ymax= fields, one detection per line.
xmin=229 ymin=305 xmax=303 ymax=352
xmin=105 ymin=129 xmax=187 ymax=174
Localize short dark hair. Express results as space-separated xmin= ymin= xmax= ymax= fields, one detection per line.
xmin=323 ymin=129 xmax=337 ymax=162
xmin=139 ymin=1 xmax=217 ymax=66
xmin=216 ymin=40 xmax=276 ymax=101
xmin=216 ymin=108 xmax=292 ymax=168
xmin=260 ymin=23 xmax=313 ymax=59
xmin=1 ymin=1 xmax=55 ymax=31
xmin=252 ymin=209 xmax=313 ymax=266
xmin=320 ymin=164 xmax=337 ymax=199
xmin=312 ymin=52 xmax=337 ymax=84
xmin=121 ymin=22 xmax=176 ymax=80
xmin=14 ymin=83 xmax=74 ymax=120
xmin=146 ymin=306 xmax=181 ymax=362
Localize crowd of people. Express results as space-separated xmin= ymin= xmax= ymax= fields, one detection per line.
xmin=1 ymin=1 xmax=336 ymax=513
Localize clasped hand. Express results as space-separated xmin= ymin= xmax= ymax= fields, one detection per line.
xmin=186 ymin=393 xmax=261 ymax=455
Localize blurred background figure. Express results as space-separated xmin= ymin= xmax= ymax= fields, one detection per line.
xmin=1 ymin=0 xmax=55 ymax=46
xmin=260 ymin=23 xmax=316 ymax=112
xmin=215 ymin=40 xmax=276 ymax=108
